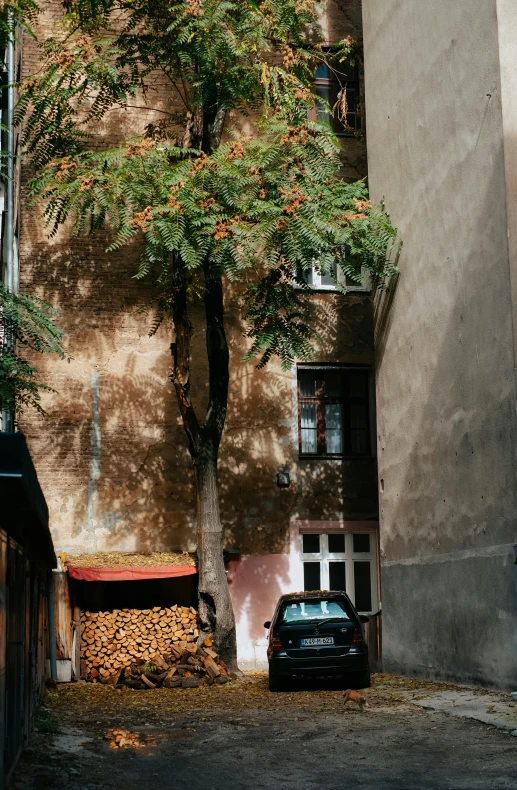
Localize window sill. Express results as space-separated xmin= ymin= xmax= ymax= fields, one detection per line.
xmin=295 ymin=285 xmax=371 ymax=294
xmin=336 ymin=132 xmax=362 ymax=139
xmin=298 ymin=454 xmax=376 ymax=461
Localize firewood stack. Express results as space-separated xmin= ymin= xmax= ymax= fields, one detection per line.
xmin=80 ymin=605 xmax=230 ymax=686
xmin=118 ymin=641 xmax=230 ymax=689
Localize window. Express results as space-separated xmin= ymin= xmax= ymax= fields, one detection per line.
xmin=303 ymin=260 xmax=369 ymax=292
xmin=298 ymin=366 xmax=371 ymax=458
xmin=300 ymin=531 xmax=377 ymax=613
xmin=279 ymin=597 xmax=354 ymax=625
xmin=308 ymin=61 xmax=361 ymax=136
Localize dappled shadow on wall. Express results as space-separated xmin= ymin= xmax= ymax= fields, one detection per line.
xmin=227 ymin=554 xmax=291 ymax=643
xmin=19 ymin=241 xmax=375 ymax=556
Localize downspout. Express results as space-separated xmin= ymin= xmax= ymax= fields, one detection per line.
xmin=1 ymin=10 xmax=16 ymax=433
xmin=5 ymin=11 xmax=14 ymax=294
xmin=47 ymin=570 xmax=57 ymax=681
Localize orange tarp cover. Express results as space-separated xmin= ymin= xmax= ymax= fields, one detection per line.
xmin=67 ymin=565 xmax=198 ymax=582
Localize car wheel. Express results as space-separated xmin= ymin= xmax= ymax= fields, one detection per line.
xmin=268 ymin=673 xmax=283 ymax=692
xmin=348 ymin=668 xmax=371 ymax=690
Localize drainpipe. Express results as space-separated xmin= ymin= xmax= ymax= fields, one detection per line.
xmin=4 ymin=11 xmax=14 ymax=294
xmin=47 ymin=570 xmax=57 ymax=681
xmin=1 ymin=11 xmax=16 ymax=434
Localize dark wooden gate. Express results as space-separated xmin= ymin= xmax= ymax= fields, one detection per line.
xmin=4 ymin=538 xmax=27 ymax=779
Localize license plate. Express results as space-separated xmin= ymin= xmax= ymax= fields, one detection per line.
xmin=301 ymin=637 xmax=334 ymax=646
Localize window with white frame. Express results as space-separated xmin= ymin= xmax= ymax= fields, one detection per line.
xmin=300 ymin=531 xmax=377 ymax=613
xmin=303 ymin=260 xmax=369 ymax=292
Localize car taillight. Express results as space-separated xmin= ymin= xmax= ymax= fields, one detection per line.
xmin=351 ymin=628 xmax=363 ymax=646
xmin=271 ymin=632 xmax=283 ymax=651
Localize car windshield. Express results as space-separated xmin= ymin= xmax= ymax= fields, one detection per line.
xmin=279 ymin=598 xmax=353 ymax=626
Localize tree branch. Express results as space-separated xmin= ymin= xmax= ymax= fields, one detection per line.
xmin=162 ymin=68 xmax=191 ymax=113
xmin=107 ymin=104 xmax=175 ymax=117
xmin=183 ymin=109 xmax=201 ymax=150
xmin=203 ymin=106 xmax=226 ymax=155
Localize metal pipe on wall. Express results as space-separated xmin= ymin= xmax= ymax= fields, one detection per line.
xmin=47 ymin=571 xmax=57 ymax=681
xmin=4 ymin=10 xmax=14 ymax=293
xmin=1 ymin=10 xmax=16 ymax=434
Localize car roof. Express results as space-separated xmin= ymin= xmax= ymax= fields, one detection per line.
xmin=278 ymin=590 xmax=349 ymax=602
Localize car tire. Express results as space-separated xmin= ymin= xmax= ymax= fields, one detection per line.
xmin=348 ymin=668 xmax=371 ymax=690
xmin=268 ymin=673 xmax=283 ymax=692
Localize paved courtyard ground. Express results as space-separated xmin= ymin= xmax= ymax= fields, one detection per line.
xmin=12 ymin=673 xmax=517 ymax=790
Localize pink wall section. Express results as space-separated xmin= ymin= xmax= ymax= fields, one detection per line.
xmin=227 ymin=554 xmax=291 ymax=669
xmin=228 ymin=520 xmax=378 ymax=669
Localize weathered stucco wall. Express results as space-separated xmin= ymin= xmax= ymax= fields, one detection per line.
xmin=363 ymin=0 xmax=517 ymax=687
xmin=19 ymin=1 xmax=376 ymax=562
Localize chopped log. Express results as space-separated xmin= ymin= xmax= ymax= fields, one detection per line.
xmin=164 ymin=676 xmax=182 ymax=688
xmin=140 ymin=674 xmax=156 ymax=689
xmin=182 ymin=677 xmax=199 ymax=688
xmin=151 ymin=655 xmax=169 ymax=671
xmin=124 ymin=677 xmax=146 ymax=689
xmin=203 ymin=647 xmax=218 ymax=659
xmin=112 ymin=668 xmax=123 ymax=685
xmin=203 ymin=657 xmax=221 ymax=679
xmin=146 ymin=671 xmax=168 ymax=684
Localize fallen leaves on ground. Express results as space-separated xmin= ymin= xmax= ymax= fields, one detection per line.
xmin=373 ymin=674 xmax=463 ymax=692
xmin=40 ymin=671 xmax=492 ymax=744
xmin=105 ymin=729 xmax=145 ymax=749
xmin=44 ymin=671 xmax=449 ymax=732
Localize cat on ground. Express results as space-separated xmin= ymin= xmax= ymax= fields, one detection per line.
xmin=343 ymin=688 xmax=368 ymax=710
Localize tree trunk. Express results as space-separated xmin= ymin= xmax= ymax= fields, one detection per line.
xmin=195 ymin=439 xmax=237 ymax=668
xmin=170 ymin=254 xmax=238 ymax=669
xmin=174 ymin=96 xmax=234 ymax=664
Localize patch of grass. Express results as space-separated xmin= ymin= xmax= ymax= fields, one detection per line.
xmin=34 ymin=709 xmax=61 ymax=736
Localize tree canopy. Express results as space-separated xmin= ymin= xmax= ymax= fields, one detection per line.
xmin=31 ymin=120 xmax=395 ymax=369
xmin=20 ymin=0 xmax=398 ymax=371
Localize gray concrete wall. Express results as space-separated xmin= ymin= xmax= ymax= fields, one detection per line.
xmin=363 ymin=0 xmax=517 ymax=688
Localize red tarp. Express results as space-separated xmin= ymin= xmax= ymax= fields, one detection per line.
xmin=67 ymin=565 xmax=198 ymax=582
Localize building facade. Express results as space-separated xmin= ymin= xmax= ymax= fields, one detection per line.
xmin=363 ymin=0 xmax=517 ymax=688
xmin=20 ymin=0 xmax=380 ymax=669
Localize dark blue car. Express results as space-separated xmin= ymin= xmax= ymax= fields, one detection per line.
xmin=264 ymin=590 xmax=370 ymax=691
